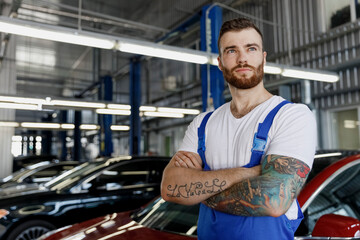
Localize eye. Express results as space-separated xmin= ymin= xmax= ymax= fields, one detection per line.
xmin=226 ymin=49 xmax=236 ymax=54
xmin=248 ymin=47 xmax=257 ymax=52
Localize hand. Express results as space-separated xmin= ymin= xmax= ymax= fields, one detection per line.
xmin=173 ymin=151 xmax=202 ymax=170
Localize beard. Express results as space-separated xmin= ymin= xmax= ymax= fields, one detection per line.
xmin=222 ymin=61 xmax=265 ymax=89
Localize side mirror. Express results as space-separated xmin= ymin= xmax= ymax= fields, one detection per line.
xmin=312 ymin=214 xmax=360 ymax=238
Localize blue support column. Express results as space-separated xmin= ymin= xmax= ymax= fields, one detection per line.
xmin=200 ymin=5 xmax=224 ymax=111
xmin=99 ymin=75 xmax=113 ymax=157
xmin=59 ymin=110 xmax=68 ymax=161
xmin=41 ymin=114 xmax=52 ymax=155
xmin=129 ymin=58 xmax=141 ymax=155
xmin=73 ymin=108 xmax=81 ymax=161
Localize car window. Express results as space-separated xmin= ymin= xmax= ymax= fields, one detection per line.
xmin=46 ymin=162 xmax=104 ymax=191
xmin=83 ymin=160 xmax=160 ymax=191
xmin=132 ymin=198 xmax=199 ymax=236
xmin=303 ymin=162 xmax=360 ymax=234
xmin=23 ymin=164 xmax=76 ymax=183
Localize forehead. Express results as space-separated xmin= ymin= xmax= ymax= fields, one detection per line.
xmin=219 ymin=28 xmax=263 ymax=50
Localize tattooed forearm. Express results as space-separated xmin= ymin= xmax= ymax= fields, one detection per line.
xmin=166 ymin=179 xmax=227 ymax=198
xmin=204 ymin=154 xmax=310 ymax=217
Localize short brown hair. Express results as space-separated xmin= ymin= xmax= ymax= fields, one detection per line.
xmin=218 ymin=17 xmax=263 ymax=54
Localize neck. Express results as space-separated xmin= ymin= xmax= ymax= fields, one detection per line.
xmin=229 ymin=82 xmax=273 ymax=118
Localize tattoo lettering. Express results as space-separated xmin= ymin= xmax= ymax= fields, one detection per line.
xmin=166 ymin=179 xmax=226 ymax=198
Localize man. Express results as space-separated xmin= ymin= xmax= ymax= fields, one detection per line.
xmin=161 ymin=17 xmax=317 ymax=240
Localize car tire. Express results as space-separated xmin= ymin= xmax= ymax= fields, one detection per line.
xmin=6 ymin=220 xmax=56 ymax=240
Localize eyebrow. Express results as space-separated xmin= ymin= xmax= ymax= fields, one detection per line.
xmin=222 ymin=43 xmax=262 ymax=53
xmin=223 ymin=45 xmax=236 ymax=53
xmin=246 ymin=43 xmax=261 ymax=49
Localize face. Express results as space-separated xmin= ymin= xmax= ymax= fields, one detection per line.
xmin=218 ymin=28 xmax=266 ymax=89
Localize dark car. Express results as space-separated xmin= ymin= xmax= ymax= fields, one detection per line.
xmin=0 ymin=161 xmax=79 ymax=196
xmin=0 ymin=155 xmax=170 ymax=240
xmin=40 ymin=151 xmax=360 ymax=240
xmin=12 ymin=155 xmax=58 ymax=172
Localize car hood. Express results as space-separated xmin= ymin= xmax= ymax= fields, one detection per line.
xmin=42 ymin=211 xmax=195 ymax=240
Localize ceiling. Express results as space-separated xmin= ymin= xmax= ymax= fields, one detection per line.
xmin=0 ymin=0 xmax=260 ymax=124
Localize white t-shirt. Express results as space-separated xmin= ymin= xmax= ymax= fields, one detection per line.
xmin=179 ymin=95 xmax=317 ymax=219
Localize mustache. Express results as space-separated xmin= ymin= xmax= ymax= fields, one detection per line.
xmin=231 ymin=64 xmax=256 ymax=72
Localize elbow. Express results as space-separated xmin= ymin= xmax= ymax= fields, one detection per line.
xmin=268 ymin=209 xmax=285 ymax=218
xmin=266 ymin=203 xmax=291 ymax=217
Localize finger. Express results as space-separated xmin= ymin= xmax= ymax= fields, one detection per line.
xmin=174 ymin=155 xmax=189 ymax=168
xmin=184 ymin=152 xmax=202 ymax=169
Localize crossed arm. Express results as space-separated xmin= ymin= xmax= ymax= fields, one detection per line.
xmin=160 ymin=151 xmax=310 ymax=217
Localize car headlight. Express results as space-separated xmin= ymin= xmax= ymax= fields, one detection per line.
xmin=0 ymin=209 xmax=9 ymax=219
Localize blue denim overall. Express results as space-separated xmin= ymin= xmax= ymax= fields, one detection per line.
xmin=197 ymin=100 xmax=303 ymax=240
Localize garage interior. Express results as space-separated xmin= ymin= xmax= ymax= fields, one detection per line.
xmin=0 ymin=0 xmax=359 ymax=178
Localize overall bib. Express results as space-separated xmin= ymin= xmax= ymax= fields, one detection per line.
xmin=197 ymin=100 xmax=303 ymax=240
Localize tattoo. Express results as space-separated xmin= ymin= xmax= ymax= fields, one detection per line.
xmin=264 ymin=155 xmax=310 ymax=178
xmin=166 ymin=179 xmax=226 ymax=198
xmin=205 ymin=154 xmax=310 ymax=217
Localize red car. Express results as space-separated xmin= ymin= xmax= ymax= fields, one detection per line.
xmin=40 ymin=151 xmax=360 ymax=240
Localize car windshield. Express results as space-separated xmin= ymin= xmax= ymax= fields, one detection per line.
xmin=43 ymin=161 xmax=105 ymax=191
xmin=1 ymin=161 xmax=51 ymax=182
xmin=132 ymin=197 xmax=199 ymax=237
xmin=43 ymin=156 xmax=132 ymax=191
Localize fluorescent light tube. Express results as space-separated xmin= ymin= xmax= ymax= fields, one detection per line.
xmin=264 ymin=65 xmax=282 ymax=74
xmin=0 ymin=17 xmax=114 ymax=49
xmin=61 ymin=124 xmax=75 ymax=130
xmin=210 ymin=56 xmax=219 ymax=66
xmin=50 ymin=100 xmax=106 ymax=108
xmin=117 ymin=42 xmax=209 ymax=64
xmin=96 ymin=109 xmax=131 ymax=115
xmin=314 ymin=152 xmax=342 ymax=158
xmin=0 ymin=122 xmax=19 ymax=127
xmin=107 ymin=104 xmax=131 ymax=110
xmin=0 ymin=102 xmax=39 ymax=110
xmin=0 ymin=96 xmax=49 ymax=104
xmin=21 ymin=122 xmax=61 ymax=129
xmin=143 ymin=111 xmax=184 ymax=118
xmin=110 ymin=125 xmax=130 ymax=131
xmin=80 ymin=124 xmax=99 ymax=130
xmin=282 ymin=69 xmax=339 ymax=82
xmin=139 ymin=106 xmax=157 ymax=112
xmin=157 ymin=107 xmax=200 ymax=115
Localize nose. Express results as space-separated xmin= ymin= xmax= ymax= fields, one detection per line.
xmin=236 ymin=49 xmax=247 ymax=64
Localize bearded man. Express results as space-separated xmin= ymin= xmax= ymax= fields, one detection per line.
xmin=161 ymin=17 xmax=317 ymax=240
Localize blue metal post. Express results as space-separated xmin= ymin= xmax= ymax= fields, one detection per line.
xmin=99 ymin=75 xmax=113 ymax=157
xmin=200 ymin=5 xmax=224 ymax=111
xmin=129 ymin=58 xmax=141 ymax=155
xmin=59 ymin=110 xmax=67 ymax=161
xmin=41 ymin=114 xmax=52 ymax=155
xmin=73 ymin=107 xmax=81 ymax=161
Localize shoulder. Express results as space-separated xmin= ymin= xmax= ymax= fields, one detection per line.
xmin=281 ymin=102 xmax=315 ymax=122
xmin=268 ymin=96 xmax=315 ymax=121
xmin=192 ymin=103 xmax=230 ymax=127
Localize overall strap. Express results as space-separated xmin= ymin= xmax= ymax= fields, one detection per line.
xmin=197 ymin=112 xmax=213 ymax=170
xmin=246 ymin=100 xmax=291 ymax=167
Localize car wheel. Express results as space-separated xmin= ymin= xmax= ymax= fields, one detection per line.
xmin=7 ymin=220 xmax=56 ymax=240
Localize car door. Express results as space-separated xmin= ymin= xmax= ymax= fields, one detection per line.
xmin=295 ymin=158 xmax=360 ymax=238
xmin=76 ymin=159 xmax=165 ymax=221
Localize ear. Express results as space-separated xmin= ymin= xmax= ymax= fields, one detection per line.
xmin=263 ymin=51 xmax=267 ymax=65
xmin=217 ymin=56 xmax=223 ymax=71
